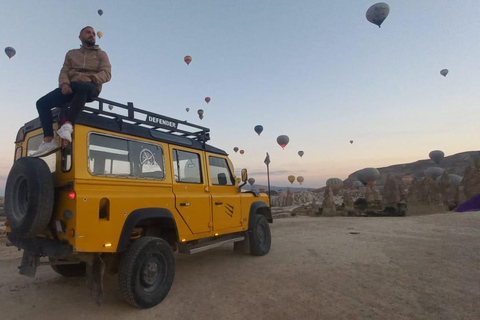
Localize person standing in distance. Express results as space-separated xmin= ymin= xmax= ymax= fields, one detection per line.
xmin=33 ymin=26 xmax=111 ymax=157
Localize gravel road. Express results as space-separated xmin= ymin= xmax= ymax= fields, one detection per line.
xmin=1 ymin=212 xmax=480 ymax=320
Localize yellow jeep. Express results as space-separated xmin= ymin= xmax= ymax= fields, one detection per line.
xmin=5 ymin=98 xmax=272 ymax=308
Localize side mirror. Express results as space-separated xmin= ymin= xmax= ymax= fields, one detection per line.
xmin=238 ymin=168 xmax=248 ymax=190
xmin=241 ymin=168 xmax=248 ymax=183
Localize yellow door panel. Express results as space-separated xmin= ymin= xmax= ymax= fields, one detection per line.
xmin=171 ymin=146 xmax=212 ymax=234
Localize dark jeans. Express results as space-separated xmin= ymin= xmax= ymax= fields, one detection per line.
xmin=36 ymin=82 xmax=99 ymax=137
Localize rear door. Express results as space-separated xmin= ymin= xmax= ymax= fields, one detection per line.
xmin=207 ymin=154 xmax=243 ymax=233
xmin=171 ymin=147 xmax=212 ymax=234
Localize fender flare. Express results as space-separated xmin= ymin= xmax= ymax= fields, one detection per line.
xmin=248 ymin=201 xmax=273 ymax=229
xmin=117 ymin=208 xmax=179 ymax=252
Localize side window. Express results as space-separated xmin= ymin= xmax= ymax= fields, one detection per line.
xmin=209 ymin=156 xmax=235 ymax=186
xmin=88 ymin=133 xmax=165 ymax=179
xmin=173 ymin=149 xmax=202 ymax=183
xmin=27 ymin=134 xmax=56 ymax=172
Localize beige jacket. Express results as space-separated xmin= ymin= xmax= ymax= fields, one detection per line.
xmin=58 ymin=45 xmax=111 ymax=92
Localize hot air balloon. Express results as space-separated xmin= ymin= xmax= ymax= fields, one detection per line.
xmin=436 ymin=174 xmax=462 ymax=187
xmin=297 ymin=176 xmax=304 ymax=185
xmin=205 ymin=97 xmax=211 ymax=104
xmin=98 ymin=9 xmax=103 ymax=16
xmin=356 ymin=168 xmax=380 ymax=186
xmin=5 ymin=47 xmax=16 ymax=59
xmin=288 ymin=175 xmax=295 ymax=184
xmin=402 ymin=175 xmax=413 ymax=185
xmin=326 ymin=178 xmax=343 ymax=193
xmin=197 ymin=109 xmax=204 ymax=120
xmin=276 ymin=135 xmax=289 ymax=149
xmin=240 ymin=150 xmax=245 ymax=155
xmin=353 ymin=180 xmax=363 ymax=188
xmin=97 ymin=31 xmax=103 ymax=38
xmin=429 ymin=150 xmax=444 ymax=165
xmin=108 ymin=104 xmax=114 ymax=111
xmin=440 ymin=69 xmax=449 ymax=77
xmin=185 ymin=107 xmax=190 ymax=112
xmin=184 ymin=55 xmax=192 ymax=65
xmin=298 ymin=151 xmax=304 ymax=157
xmin=366 ymin=3 xmax=390 ymax=28
xmin=425 ymin=167 xmax=444 ymax=180
xmin=233 ymin=147 xmax=239 ymax=153
xmin=350 ymin=140 xmax=353 ymax=144
xmin=254 ymin=125 xmax=263 ymax=136
xmin=248 ymin=178 xmax=255 ymax=187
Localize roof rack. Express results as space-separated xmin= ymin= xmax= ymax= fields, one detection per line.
xmin=83 ymin=97 xmax=210 ymax=146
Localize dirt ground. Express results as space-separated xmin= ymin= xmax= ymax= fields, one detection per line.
xmin=1 ymin=212 xmax=480 ymax=320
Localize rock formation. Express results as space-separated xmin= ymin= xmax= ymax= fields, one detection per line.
xmin=321 ymin=186 xmax=336 ymax=217
xmin=407 ymin=176 xmax=447 ymax=214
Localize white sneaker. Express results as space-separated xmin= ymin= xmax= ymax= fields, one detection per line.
xmin=31 ymin=139 xmax=59 ymax=157
xmin=57 ymin=123 xmax=73 ymax=142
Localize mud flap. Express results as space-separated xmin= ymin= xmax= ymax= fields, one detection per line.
xmin=86 ymin=255 xmax=105 ymax=305
xmin=18 ymin=250 xmax=40 ymax=277
xmin=233 ymin=235 xmax=250 ymax=254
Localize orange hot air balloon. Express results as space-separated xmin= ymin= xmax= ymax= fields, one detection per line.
xmin=297 ymin=176 xmax=304 ymax=185
xmin=287 ymin=175 xmax=295 ymax=184
xmin=240 ymin=150 xmax=245 ymax=155
xmin=402 ymin=175 xmax=413 ymax=185
xmin=97 ymin=31 xmax=103 ymax=39
xmin=276 ymin=135 xmax=289 ymax=149
xmin=205 ymin=97 xmax=211 ymax=104
xmin=184 ymin=55 xmax=192 ymax=65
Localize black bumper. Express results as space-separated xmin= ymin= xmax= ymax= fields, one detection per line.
xmin=7 ymin=233 xmax=72 ymax=257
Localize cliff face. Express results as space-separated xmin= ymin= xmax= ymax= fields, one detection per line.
xmin=344 ymin=151 xmax=480 ymax=187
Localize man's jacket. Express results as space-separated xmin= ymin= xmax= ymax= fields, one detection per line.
xmin=58 ymin=45 xmax=111 ymax=92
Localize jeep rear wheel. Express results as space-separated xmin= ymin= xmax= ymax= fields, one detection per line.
xmin=51 ymin=262 xmax=87 ymax=277
xmin=5 ymin=157 xmax=54 ymax=237
xmin=118 ymin=237 xmax=175 ymax=309
xmin=249 ymin=214 xmax=271 ymax=256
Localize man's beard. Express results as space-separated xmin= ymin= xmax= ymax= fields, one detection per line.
xmin=85 ymin=39 xmax=95 ymax=46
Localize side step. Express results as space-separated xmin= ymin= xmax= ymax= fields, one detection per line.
xmin=179 ymin=234 xmax=245 ymax=254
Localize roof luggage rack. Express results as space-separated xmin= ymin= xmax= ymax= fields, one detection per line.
xmin=83 ymin=97 xmax=210 ymax=146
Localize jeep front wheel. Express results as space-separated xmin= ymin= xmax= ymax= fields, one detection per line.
xmin=118 ymin=236 xmax=175 ymax=308
xmin=249 ymin=214 xmax=271 ymax=256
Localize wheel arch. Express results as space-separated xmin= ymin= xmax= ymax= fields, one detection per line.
xmin=117 ymin=208 xmax=179 ymax=252
xmin=248 ymin=201 xmax=272 ymax=230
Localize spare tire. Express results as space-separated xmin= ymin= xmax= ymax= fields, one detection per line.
xmin=5 ymin=157 xmax=54 ymax=238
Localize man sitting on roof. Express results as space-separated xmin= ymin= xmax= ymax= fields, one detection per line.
xmin=32 ymin=26 xmax=112 ymax=157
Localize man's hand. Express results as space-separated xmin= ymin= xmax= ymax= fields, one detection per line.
xmin=61 ymin=84 xmax=72 ymax=95
xmin=77 ymin=75 xmax=93 ymax=83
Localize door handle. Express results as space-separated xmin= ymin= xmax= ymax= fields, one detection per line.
xmin=180 ymin=202 xmax=190 ymax=207
xmin=215 ymin=201 xmax=223 ymax=205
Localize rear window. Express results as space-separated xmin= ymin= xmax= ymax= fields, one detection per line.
xmin=88 ymin=133 xmax=165 ymax=180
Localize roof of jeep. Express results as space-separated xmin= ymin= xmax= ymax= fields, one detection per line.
xmin=20 ymin=97 xmax=228 ymax=155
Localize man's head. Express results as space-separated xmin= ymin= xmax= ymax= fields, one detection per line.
xmin=79 ymin=26 xmax=96 ymax=47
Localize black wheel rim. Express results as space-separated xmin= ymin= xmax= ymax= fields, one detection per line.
xmin=256 ymin=223 xmax=266 ymax=246
xmin=139 ymin=253 xmax=167 ymax=293
xmin=12 ymin=175 xmax=29 ymax=221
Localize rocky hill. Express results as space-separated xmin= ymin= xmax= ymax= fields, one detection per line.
xmin=344 ymin=151 xmax=480 ymax=188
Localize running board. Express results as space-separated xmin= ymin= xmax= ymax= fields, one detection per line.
xmin=179 ymin=236 xmax=245 ymax=254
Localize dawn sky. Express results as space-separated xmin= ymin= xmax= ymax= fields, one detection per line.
xmin=0 ymin=0 xmax=479 ymax=193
